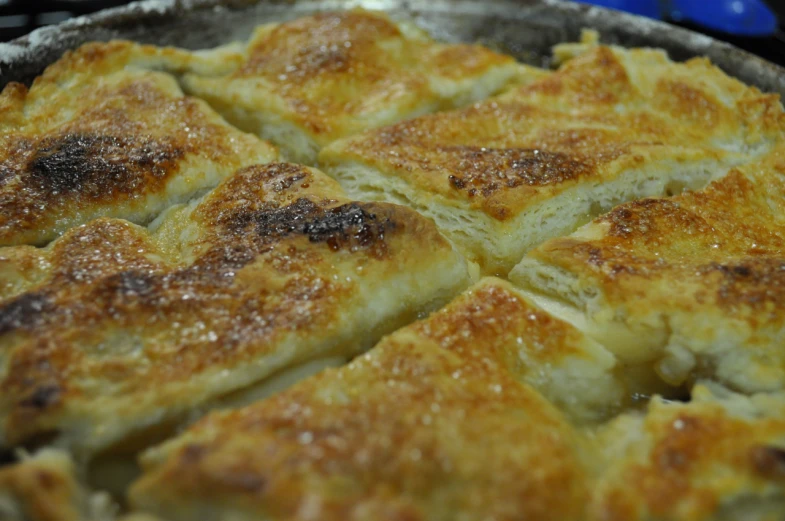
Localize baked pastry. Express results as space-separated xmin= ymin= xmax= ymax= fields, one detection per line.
xmin=0 ymin=161 xmax=469 ymax=494
xmin=0 ymin=449 xmax=114 ymax=521
xmin=0 ymin=41 xmax=277 ymax=247
xmin=590 ymin=383 xmax=785 ymax=521
xmin=405 ymin=276 xmax=626 ymax=423
xmin=320 ymin=43 xmax=785 ymax=275
xmin=511 ymin=144 xmax=785 ymax=395
xmin=129 ymin=278 xmax=591 ymax=521
xmin=2 ymin=7 xmax=785 ymax=521
xmin=179 ymin=10 xmax=544 ymax=164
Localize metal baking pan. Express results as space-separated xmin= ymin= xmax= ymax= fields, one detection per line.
xmin=1 ymin=0 xmax=784 ymax=98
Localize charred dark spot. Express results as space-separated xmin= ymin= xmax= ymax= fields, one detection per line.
xmin=303 ymin=202 xmax=389 ymax=249
xmin=228 ymin=198 xmax=396 ymax=256
xmin=0 ymin=292 xmax=54 ymax=335
xmin=751 ymin=445 xmax=785 ymax=480
xmin=440 ymin=146 xmax=594 ymax=197
xmin=26 ymin=133 xmax=184 ymax=197
xmin=609 ymin=264 xmax=638 ymax=276
xmin=92 ymin=271 xmax=164 ymax=312
xmin=19 ymin=384 xmax=60 ymax=410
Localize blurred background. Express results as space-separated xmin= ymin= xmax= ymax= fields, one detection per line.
xmin=1 ymin=0 xmax=784 ymax=65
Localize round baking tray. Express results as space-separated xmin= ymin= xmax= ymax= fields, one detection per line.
xmin=0 ymin=0 xmax=784 ymax=98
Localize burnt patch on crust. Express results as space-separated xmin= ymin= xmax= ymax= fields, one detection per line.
xmin=226 ymin=198 xmax=396 ymax=258
xmin=0 ymin=292 xmax=55 ymax=335
xmin=441 ymin=147 xmax=595 ymax=198
xmin=0 ymin=131 xmax=188 ymax=244
xmin=750 ymin=445 xmax=785 ymax=480
xmin=302 ymin=202 xmax=394 ymax=252
xmin=0 ymin=75 xmax=253 ymax=246
xmin=26 ymin=133 xmax=185 ymax=198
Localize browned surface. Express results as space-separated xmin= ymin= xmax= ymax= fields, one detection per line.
xmin=0 ymin=162 xmax=464 ymax=454
xmin=2 ymin=13 xmax=785 ymax=521
xmin=322 ymin=45 xmax=785 ymax=221
xmin=515 ymin=143 xmax=785 ymax=396
xmin=184 ymin=10 xmax=520 ymax=145
xmin=591 ymin=389 xmax=785 ymax=521
xmin=0 ymin=451 xmax=91 ymax=521
xmin=531 ymin=148 xmax=785 ymax=318
xmin=413 ymin=278 xmax=597 ymax=369
xmin=130 ymin=281 xmax=589 ymax=521
xmin=0 ymin=41 xmax=276 ymax=246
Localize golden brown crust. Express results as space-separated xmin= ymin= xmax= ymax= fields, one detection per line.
xmin=0 ymin=162 xmax=468 ymax=456
xmin=590 ymin=386 xmax=785 ymax=521
xmin=129 ymin=280 xmax=589 ymax=521
xmin=320 ymin=45 xmax=785 ymax=221
xmin=0 ymin=41 xmax=277 ymax=246
xmin=181 ymin=10 xmax=526 ymax=152
xmin=514 ymin=144 xmax=785 ymax=392
xmin=5 ymin=14 xmax=785 ymax=520
xmin=0 ymin=449 xmax=113 ymax=521
xmin=410 ymin=278 xmax=624 ymax=422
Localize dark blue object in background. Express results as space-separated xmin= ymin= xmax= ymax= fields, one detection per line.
xmin=670 ymin=0 xmax=778 ymax=37
xmin=576 ymin=0 xmax=779 ymax=36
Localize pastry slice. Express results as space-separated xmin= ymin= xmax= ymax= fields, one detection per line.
xmin=0 ymin=449 xmax=116 ymax=521
xmin=0 ymin=163 xmax=469 ymax=483
xmin=129 ymin=278 xmax=591 ymax=521
xmin=320 ymin=44 xmax=785 ymax=275
xmin=0 ymin=40 xmax=277 ymax=247
xmin=180 ymin=10 xmax=543 ymax=164
xmin=511 ymin=144 xmax=785 ymax=394
xmin=407 ymin=277 xmax=626 ymax=423
xmin=590 ymin=384 xmax=785 ymax=521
